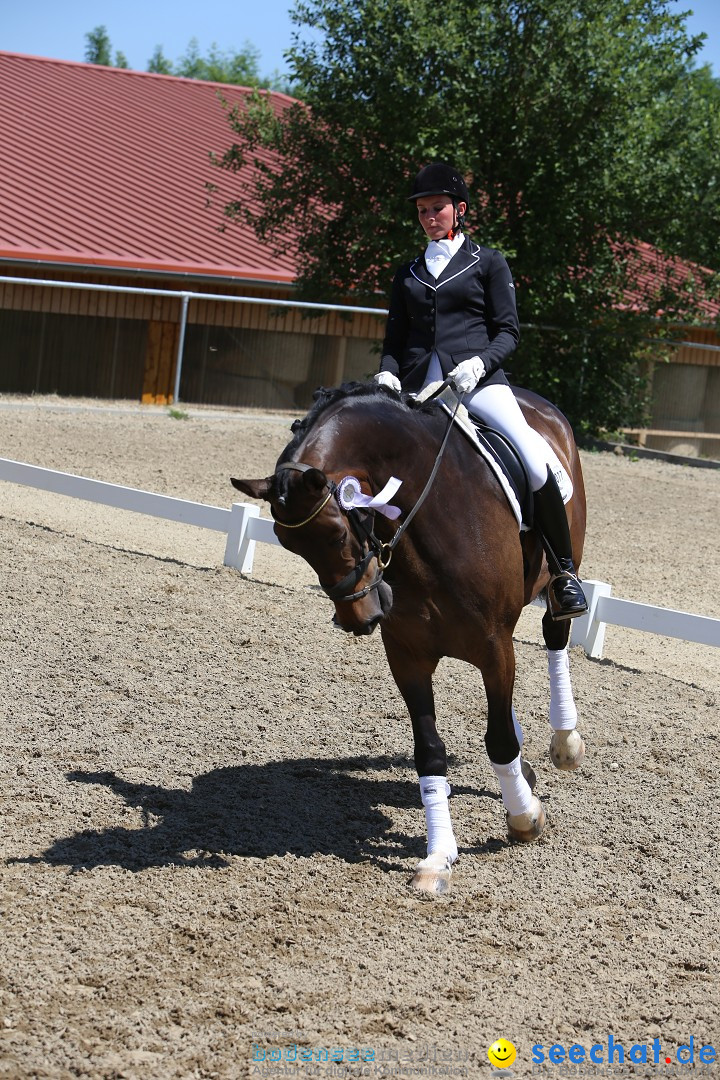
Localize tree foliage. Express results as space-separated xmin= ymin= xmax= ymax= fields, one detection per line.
xmin=147 ymin=46 xmax=174 ymax=76
xmin=83 ymin=27 xmax=292 ymax=91
xmin=218 ymin=0 xmax=719 ymax=432
xmin=160 ymin=37 xmax=292 ymax=91
xmin=84 ymin=25 xmax=126 ymax=69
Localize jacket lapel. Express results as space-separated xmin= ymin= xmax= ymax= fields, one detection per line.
xmin=409 ymin=255 xmax=436 ymax=290
xmin=435 ymin=238 xmax=480 ymax=287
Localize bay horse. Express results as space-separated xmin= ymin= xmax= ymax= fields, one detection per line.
xmin=232 ymin=382 xmax=586 ymax=893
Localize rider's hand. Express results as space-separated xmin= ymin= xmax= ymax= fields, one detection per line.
xmin=448 ymin=357 xmax=485 ymax=394
xmin=374 ymin=371 xmax=402 ymax=393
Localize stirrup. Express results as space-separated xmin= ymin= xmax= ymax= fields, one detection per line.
xmin=547 ymin=570 xmax=588 ymax=622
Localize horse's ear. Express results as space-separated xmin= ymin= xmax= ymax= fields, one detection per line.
xmin=302 ymin=467 xmax=328 ymax=494
xmin=231 ymin=476 xmax=273 ymax=501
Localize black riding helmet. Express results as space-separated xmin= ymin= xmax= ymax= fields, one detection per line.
xmin=408 ymin=163 xmax=470 ymax=207
xmin=408 ymin=162 xmax=469 ymax=234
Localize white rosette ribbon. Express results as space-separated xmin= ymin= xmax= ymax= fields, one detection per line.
xmin=337 ymin=476 xmax=402 ymax=520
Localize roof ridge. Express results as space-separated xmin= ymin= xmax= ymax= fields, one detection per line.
xmin=0 ymin=50 xmax=297 ymax=101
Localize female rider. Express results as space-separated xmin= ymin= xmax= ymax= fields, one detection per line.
xmin=375 ymin=162 xmax=587 ymax=622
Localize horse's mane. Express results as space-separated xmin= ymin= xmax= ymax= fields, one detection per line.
xmin=278 ymin=381 xmax=415 ymax=465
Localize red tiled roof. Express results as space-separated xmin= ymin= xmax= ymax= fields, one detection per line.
xmin=614 ymin=238 xmax=720 ymax=322
xmin=0 ymin=51 xmax=299 ymax=284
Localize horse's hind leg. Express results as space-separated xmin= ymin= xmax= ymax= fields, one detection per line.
xmin=483 ymin=632 xmax=545 ymax=843
xmin=542 ymin=610 xmax=585 ymax=771
xmin=383 ymin=645 xmax=458 ymax=894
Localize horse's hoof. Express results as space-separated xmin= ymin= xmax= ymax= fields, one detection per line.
xmin=507 ymin=796 xmax=546 ymax=842
xmin=521 ymin=757 xmax=537 ymax=792
xmin=550 ymin=729 xmax=585 ymax=771
xmin=409 ymin=852 xmax=454 ymax=894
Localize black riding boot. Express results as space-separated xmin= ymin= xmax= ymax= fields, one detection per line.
xmin=533 ymin=469 xmax=588 ymax=621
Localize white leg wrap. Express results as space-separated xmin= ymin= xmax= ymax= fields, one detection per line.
xmin=512 ymin=705 xmax=524 ymax=748
xmin=491 ymin=754 xmax=534 ymax=816
xmin=419 ymin=776 xmax=458 ymax=863
xmin=547 ymin=647 xmax=578 ymax=730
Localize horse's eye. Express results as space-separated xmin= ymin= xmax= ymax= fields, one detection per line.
xmin=330 ymin=529 xmax=348 ymax=548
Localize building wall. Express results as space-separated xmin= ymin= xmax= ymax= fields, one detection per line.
xmin=644 ymin=327 xmax=720 ymax=458
xmin=1 ymin=271 xmax=718 ymax=454
xmin=0 ymin=271 xmax=385 ymax=408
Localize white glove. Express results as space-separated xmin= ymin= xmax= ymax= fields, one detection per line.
xmin=374 ymin=371 xmax=401 ymax=392
xmin=448 ymin=356 xmax=486 ymax=394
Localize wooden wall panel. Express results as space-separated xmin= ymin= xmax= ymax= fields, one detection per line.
xmin=142 ymin=319 xmax=180 ymax=404
xmin=673 ymin=326 xmax=720 ymax=368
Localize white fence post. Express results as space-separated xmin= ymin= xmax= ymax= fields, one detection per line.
xmin=223 ymin=502 xmax=260 ymax=574
xmin=570 ymin=580 xmax=613 ymax=659
xmin=222 ymin=503 xmax=282 ymax=573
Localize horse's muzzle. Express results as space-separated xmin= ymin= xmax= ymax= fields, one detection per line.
xmin=332 ymin=612 xmax=381 ymax=636
xmin=331 ymin=581 xmax=393 ymax=636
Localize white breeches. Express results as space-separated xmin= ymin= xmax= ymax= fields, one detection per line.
xmin=464 ymin=384 xmax=551 ymax=491
xmin=422 ymin=355 xmax=550 ymax=491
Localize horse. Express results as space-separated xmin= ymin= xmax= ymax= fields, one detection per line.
xmin=231 ymin=381 xmax=587 ymax=893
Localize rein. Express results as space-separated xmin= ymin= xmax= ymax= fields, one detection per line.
xmin=374 ymin=380 xmax=460 ymax=569
xmin=272 ymin=382 xmax=460 ymax=602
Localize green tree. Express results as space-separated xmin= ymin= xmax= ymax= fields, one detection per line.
xmin=147 ymin=46 xmax=174 ymax=75
xmin=639 ymin=63 xmax=720 ymax=271
xmin=83 ymin=28 xmax=293 ymax=89
xmin=173 ymin=37 xmax=291 ymax=90
xmin=84 ymin=25 xmax=113 ymax=66
xmin=84 ymin=25 xmax=130 ymax=70
xmin=218 ymin=0 xmax=716 ymax=432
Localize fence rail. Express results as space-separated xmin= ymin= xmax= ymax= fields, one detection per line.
xmin=0 ymin=456 xmax=280 ymax=575
xmin=569 ymin=580 xmax=720 ymax=657
xmin=1 ymin=456 xmax=718 ymax=661
xmin=619 ymin=428 xmax=720 ymax=446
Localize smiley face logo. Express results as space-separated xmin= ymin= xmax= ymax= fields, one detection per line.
xmin=488 ymin=1039 xmax=517 ymax=1068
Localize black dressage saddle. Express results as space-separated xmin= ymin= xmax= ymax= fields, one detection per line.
xmin=469 ymin=420 xmax=534 ymax=528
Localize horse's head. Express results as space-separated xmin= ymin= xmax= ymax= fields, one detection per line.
xmin=231 ymin=463 xmax=393 ymax=637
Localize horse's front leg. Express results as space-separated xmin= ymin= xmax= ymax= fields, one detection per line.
xmin=483 ymin=631 xmax=546 ymax=843
xmin=383 ymin=644 xmax=458 ymax=894
xmin=542 ymin=610 xmax=586 ymax=771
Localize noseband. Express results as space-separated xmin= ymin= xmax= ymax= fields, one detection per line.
xmin=271 ymin=384 xmax=460 ymax=605
xmin=271 ymin=462 xmax=387 ymax=604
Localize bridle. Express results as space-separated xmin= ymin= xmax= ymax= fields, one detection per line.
xmin=271 ymin=381 xmax=460 ymax=605
xmin=272 ymin=463 xmax=388 ymax=603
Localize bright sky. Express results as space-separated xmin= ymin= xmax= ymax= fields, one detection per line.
xmin=2 ymin=0 xmax=719 ymax=79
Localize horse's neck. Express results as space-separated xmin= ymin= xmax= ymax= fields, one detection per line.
xmin=308 ymin=404 xmax=423 ymax=481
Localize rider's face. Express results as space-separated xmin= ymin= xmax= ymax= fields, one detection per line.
xmin=415 ymin=194 xmax=466 ymax=240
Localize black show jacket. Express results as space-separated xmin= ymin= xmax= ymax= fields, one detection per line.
xmin=380 ymin=236 xmax=519 ymax=394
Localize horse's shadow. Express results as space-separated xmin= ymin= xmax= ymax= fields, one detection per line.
xmin=13 ymin=756 xmax=499 ymax=873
